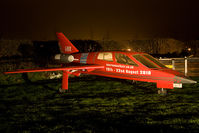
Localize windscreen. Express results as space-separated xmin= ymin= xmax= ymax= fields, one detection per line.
xmin=132 ymin=54 xmax=160 ymax=68
xmin=115 ymin=53 xmax=138 ymax=66
xmin=143 ymin=54 xmax=166 ymax=68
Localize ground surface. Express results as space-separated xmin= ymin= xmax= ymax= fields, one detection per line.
xmin=0 ymin=74 xmax=199 ymax=133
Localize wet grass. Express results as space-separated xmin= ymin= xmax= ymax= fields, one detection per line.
xmin=0 ymin=74 xmax=199 ymax=133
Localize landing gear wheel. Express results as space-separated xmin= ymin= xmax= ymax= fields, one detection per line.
xmin=127 ymin=80 xmax=137 ymax=85
xmin=131 ymin=80 xmax=137 ymax=85
xmin=59 ymin=88 xmax=67 ymax=93
xmin=158 ymin=88 xmax=167 ymax=95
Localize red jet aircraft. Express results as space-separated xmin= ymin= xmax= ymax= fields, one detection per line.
xmin=5 ymin=33 xmax=197 ymax=94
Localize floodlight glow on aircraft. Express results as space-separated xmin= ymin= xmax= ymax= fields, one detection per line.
xmin=5 ymin=33 xmax=197 ymax=94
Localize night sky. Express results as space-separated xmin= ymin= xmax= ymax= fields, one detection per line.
xmin=0 ymin=0 xmax=199 ymax=41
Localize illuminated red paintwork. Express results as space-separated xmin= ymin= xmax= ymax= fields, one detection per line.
xmin=5 ymin=33 xmax=197 ymax=92
xmin=71 ymin=51 xmax=186 ymax=89
xmin=5 ymin=65 xmax=104 ymax=90
xmin=56 ymin=33 xmax=79 ymax=54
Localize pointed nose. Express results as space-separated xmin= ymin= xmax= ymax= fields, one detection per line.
xmin=174 ymin=76 xmax=197 ymax=84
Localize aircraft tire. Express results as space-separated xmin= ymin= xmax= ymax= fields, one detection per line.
xmin=59 ymin=88 xmax=66 ymax=93
xmin=158 ymin=88 xmax=167 ymax=95
xmin=130 ymin=80 xmax=137 ymax=85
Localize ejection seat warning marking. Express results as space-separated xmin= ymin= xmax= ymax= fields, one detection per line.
xmin=106 ymin=64 xmax=151 ymax=75
xmin=80 ymin=53 xmax=89 ymax=64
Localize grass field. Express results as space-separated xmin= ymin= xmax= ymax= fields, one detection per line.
xmin=0 ymin=73 xmax=199 ymax=133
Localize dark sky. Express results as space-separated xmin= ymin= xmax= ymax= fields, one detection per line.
xmin=0 ymin=0 xmax=199 ymax=40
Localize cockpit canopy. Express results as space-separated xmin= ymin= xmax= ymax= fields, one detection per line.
xmin=115 ymin=53 xmax=138 ymax=66
xmin=132 ymin=54 xmax=166 ymax=68
xmin=97 ymin=52 xmax=166 ymax=68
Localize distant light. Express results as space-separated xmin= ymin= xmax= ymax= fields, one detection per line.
xmin=126 ymin=48 xmax=131 ymax=51
xmin=187 ymin=48 xmax=191 ymax=51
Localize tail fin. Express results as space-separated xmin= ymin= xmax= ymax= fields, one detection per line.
xmin=56 ymin=32 xmax=79 ymax=54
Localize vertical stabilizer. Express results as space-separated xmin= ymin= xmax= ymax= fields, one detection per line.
xmin=56 ymin=32 xmax=79 ymax=54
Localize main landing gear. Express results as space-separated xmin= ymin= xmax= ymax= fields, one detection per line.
xmin=158 ymin=88 xmax=167 ymax=95
xmin=59 ymin=70 xmax=69 ymax=93
xmin=59 ymin=88 xmax=67 ymax=93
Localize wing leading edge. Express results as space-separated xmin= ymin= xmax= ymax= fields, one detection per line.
xmin=4 ymin=65 xmax=104 ymax=74
xmin=5 ymin=65 xmax=104 ymax=91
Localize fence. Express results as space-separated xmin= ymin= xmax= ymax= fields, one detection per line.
xmin=159 ymin=57 xmax=199 ymax=76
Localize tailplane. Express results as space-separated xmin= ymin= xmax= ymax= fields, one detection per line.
xmin=56 ymin=32 xmax=79 ymax=54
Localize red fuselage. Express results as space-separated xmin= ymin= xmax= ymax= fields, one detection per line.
xmin=68 ymin=51 xmax=194 ymax=89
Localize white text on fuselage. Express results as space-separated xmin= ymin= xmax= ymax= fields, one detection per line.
xmin=106 ymin=64 xmax=151 ymax=75
xmin=106 ymin=64 xmax=134 ymax=69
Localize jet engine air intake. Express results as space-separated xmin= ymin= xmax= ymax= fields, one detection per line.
xmin=55 ymin=54 xmax=74 ymax=63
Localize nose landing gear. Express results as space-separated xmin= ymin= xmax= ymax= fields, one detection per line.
xmin=158 ymin=88 xmax=167 ymax=95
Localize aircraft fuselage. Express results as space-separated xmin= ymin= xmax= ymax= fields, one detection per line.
xmin=68 ymin=51 xmax=196 ymax=89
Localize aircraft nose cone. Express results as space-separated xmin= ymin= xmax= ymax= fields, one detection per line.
xmin=174 ymin=76 xmax=197 ymax=84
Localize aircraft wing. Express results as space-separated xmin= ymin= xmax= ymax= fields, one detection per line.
xmin=4 ymin=64 xmax=104 ymax=91
xmin=4 ymin=64 xmax=104 ymax=74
